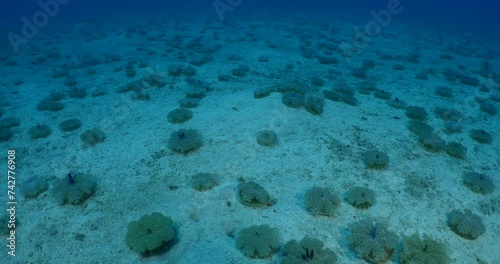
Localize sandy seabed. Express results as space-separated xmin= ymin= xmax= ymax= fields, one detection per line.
xmin=0 ymin=12 xmax=499 ymax=264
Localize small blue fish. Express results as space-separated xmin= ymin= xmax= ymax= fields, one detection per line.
xmin=370 ymin=226 xmax=377 ymax=239
xmin=67 ymin=173 xmax=75 ymax=185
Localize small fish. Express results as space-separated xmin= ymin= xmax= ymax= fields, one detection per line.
xmin=67 ymin=173 xmax=75 ymax=185
xmin=370 ymin=226 xmax=377 ymax=239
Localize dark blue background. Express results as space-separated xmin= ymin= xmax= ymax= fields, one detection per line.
xmin=1 ymin=0 xmax=499 ymax=35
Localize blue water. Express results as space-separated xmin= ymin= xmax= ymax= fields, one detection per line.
xmin=0 ymin=0 xmax=499 ymax=263
xmin=2 ymin=0 xmax=500 ymax=34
